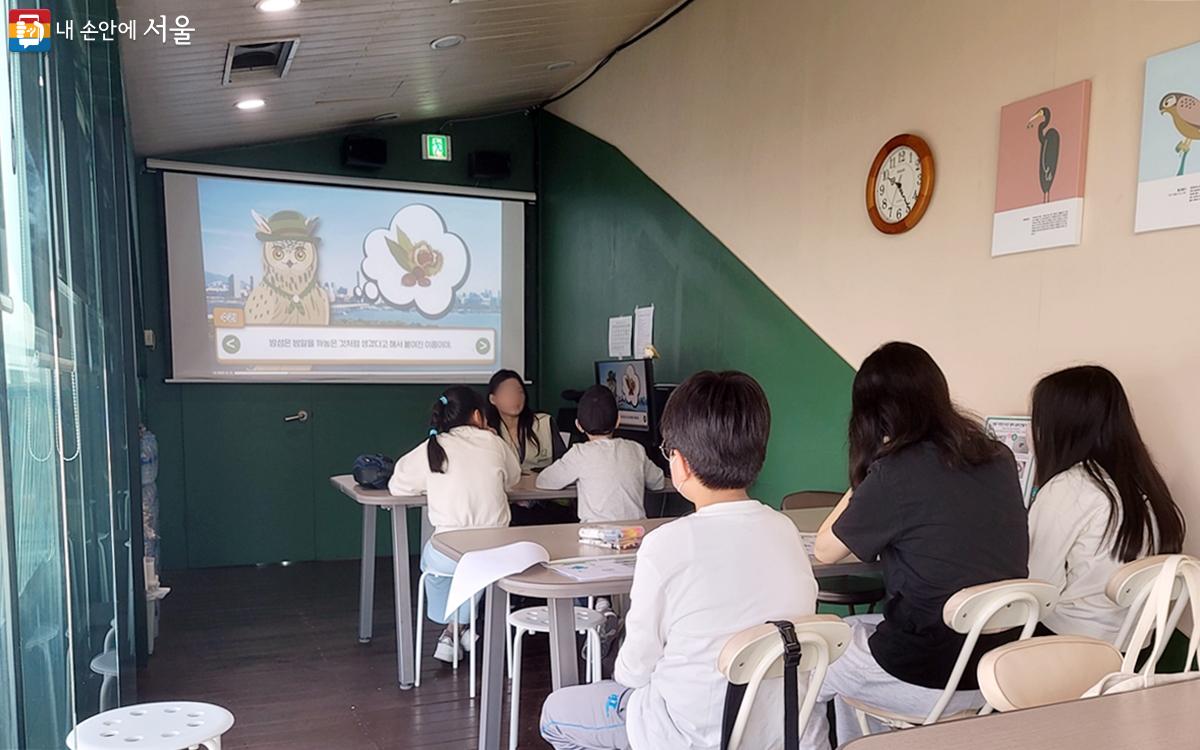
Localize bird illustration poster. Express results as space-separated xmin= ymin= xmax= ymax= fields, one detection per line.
xmin=1135 ymin=40 xmax=1200 ymax=234
xmin=992 ymin=80 xmax=1092 ymax=257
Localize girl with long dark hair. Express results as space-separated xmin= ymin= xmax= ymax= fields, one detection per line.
xmin=1028 ymin=365 xmax=1185 ymax=641
xmin=389 ymin=385 xmax=520 ymax=663
xmin=808 ymin=342 xmax=1028 ymax=748
xmin=486 ymin=369 xmax=566 ymax=470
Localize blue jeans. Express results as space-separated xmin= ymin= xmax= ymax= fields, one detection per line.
xmin=420 ymin=540 xmax=477 ymax=625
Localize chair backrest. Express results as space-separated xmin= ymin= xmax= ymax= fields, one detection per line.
xmin=1116 ymin=554 xmax=1200 ymax=675
xmin=976 ymin=635 xmax=1122 ymax=711
xmin=780 ymin=490 xmax=844 ymax=511
xmin=1106 ymin=554 xmax=1186 ymax=654
xmin=923 ymin=579 xmax=1059 ymax=725
xmin=717 ymin=614 xmax=851 ymax=750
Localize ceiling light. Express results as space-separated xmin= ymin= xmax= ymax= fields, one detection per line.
xmin=256 ymin=0 xmax=300 ymax=12
xmin=430 ymin=34 xmax=465 ymax=50
xmin=546 ymin=60 xmax=575 ymax=72
xmin=235 ymin=97 xmax=266 ymax=110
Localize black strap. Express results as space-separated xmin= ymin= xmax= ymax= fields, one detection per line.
xmin=720 ymin=622 xmax=804 ymax=750
xmin=768 ymin=620 xmax=803 ymax=750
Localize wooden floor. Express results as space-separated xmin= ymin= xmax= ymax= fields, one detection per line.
xmin=138 ymin=559 xmax=556 ymax=749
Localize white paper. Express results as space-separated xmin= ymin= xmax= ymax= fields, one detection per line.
xmin=985 ymin=416 xmax=1037 ymax=506
xmin=545 ymin=556 xmax=637 ymax=582
xmin=607 ymin=315 xmax=633 ymax=358
xmin=799 ymin=532 xmax=817 ymax=557
xmin=633 ymin=305 xmax=654 ymax=356
xmin=444 ymin=541 xmax=549 ymax=620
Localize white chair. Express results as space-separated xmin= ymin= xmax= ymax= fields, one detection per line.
xmin=414 ymin=570 xmax=478 ymax=698
xmin=65 ymin=701 xmax=234 ymax=750
xmin=1113 ymin=554 xmax=1200 ymax=675
xmin=846 ymin=579 xmax=1059 ymax=733
xmin=976 ymin=635 xmax=1122 ymax=711
xmin=508 ymin=605 xmax=605 ymax=750
xmin=1106 ymin=554 xmax=1191 ymax=659
xmin=90 ymin=624 xmax=119 ymax=712
xmin=717 ymin=614 xmax=851 ymax=750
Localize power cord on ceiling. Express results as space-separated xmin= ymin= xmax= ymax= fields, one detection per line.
xmin=539 ymin=0 xmax=696 ymax=109
xmin=436 ymin=0 xmax=697 ymax=129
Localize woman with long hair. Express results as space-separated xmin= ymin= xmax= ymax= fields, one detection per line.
xmin=486 ymin=369 xmax=566 ymax=470
xmin=1028 ymin=365 xmax=1185 ymax=641
xmin=808 ymin=342 xmax=1028 ymax=748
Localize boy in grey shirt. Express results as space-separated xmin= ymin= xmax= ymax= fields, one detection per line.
xmin=536 ymin=386 xmax=665 ymax=523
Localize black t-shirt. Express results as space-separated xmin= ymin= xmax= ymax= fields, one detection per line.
xmin=833 ymin=441 xmax=1029 ymax=690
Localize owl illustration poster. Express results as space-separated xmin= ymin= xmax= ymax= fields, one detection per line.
xmin=1135 ymin=40 xmax=1200 ymax=233
xmin=992 ymin=80 xmax=1091 ymax=257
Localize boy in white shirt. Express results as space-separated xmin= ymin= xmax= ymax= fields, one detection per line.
xmin=539 ymin=371 xmax=820 ymax=750
xmin=536 ymin=385 xmax=666 ymax=523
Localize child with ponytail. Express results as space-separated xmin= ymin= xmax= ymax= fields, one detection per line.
xmin=389 ymin=385 xmax=521 ymax=662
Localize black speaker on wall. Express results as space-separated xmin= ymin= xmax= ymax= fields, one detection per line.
xmin=341 ymin=135 xmax=387 ymax=169
xmin=468 ymin=150 xmax=511 ymax=180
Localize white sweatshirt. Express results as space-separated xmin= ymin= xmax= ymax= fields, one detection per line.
xmin=615 ymin=500 xmax=818 ymax=750
xmin=535 ymin=437 xmax=665 ymax=523
xmin=388 ymin=426 xmax=520 ymax=534
xmin=1028 ymin=464 xmax=1136 ymax=643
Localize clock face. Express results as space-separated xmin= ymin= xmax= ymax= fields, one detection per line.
xmin=873 ymin=145 xmax=923 ymax=224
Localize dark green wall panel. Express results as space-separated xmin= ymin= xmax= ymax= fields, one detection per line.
xmin=535 ymin=114 xmax=854 ymax=505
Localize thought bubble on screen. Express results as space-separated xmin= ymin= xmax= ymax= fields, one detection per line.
xmin=361 ymin=204 xmax=469 ymax=318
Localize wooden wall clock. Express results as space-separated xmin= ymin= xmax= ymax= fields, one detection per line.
xmin=866 ymin=133 xmax=935 ymax=234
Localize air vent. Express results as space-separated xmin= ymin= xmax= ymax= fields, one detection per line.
xmin=222 ymin=39 xmax=299 ymax=85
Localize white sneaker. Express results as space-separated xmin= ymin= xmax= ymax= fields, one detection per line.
xmin=433 ymin=631 xmax=462 ymax=663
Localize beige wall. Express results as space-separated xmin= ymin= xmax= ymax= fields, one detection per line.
xmin=550 ymin=0 xmax=1200 ymax=543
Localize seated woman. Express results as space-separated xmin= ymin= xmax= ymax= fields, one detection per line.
xmin=486 ymin=369 xmax=570 ymax=524
xmin=809 ymin=342 xmax=1029 ymax=748
xmin=1027 ymin=365 xmax=1185 ymax=643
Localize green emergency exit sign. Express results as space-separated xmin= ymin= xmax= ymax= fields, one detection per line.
xmin=422 ymin=133 xmax=452 ymax=161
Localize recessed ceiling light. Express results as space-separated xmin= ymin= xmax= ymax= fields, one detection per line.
xmin=256 ymin=0 xmax=300 ymax=12
xmin=235 ymin=97 xmax=266 ymax=110
xmin=546 ymin=60 xmax=575 ymax=72
xmin=430 ymin=34 xmax=465 ymax=50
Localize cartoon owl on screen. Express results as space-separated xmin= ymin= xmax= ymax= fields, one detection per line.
xmin=244 ymin=210 xmax=331 ymax=326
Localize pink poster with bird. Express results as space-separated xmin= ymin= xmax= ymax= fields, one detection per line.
xmin=992 ymin=80 xmax=1091 ymax=257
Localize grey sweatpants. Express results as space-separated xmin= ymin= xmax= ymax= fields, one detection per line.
xmin=805 ymin=614 xmax=986 ymax=749
xmin=540 ymin=680 xmax=632 ymax=750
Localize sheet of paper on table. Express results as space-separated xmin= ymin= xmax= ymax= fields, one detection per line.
xmin=545 ymin=556 xmax=637 ymax=582
xmin=445 ymin=541 xmax=550 ymax=620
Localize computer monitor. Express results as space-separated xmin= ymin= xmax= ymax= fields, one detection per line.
xmin=594 ymin=358 xmax=654 ymax=431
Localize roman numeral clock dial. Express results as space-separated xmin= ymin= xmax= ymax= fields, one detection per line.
xmin=866 ymin=134 xmax=936 ymax=234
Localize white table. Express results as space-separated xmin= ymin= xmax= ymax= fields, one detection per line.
xmin=845 ymin=678 xmax=1200 ymax=749
xmin=329 ymin=473 xmax=673 ymax=689
xmin=432 ymin=508 xmax=877 ymax=750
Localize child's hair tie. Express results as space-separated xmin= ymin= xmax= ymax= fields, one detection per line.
xmin=428 ymin=428 xmax=438 ymax=436
xmin=439 ymin=395 xmax=448 ymax=405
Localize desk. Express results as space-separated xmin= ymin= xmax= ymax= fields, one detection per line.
xmin=845 ymin=678 xmax=1200 ymax=749
xmin=329 ymin=473 xmax=672 ymax=688
xmin=433 ymin=508 xmax=877 ymax=750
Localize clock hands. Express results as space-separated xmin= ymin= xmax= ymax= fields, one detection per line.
xmin=886 ymin=173 xmax=912 ymax=212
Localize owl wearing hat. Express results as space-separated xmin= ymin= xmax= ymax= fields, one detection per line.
xmin=244 ymin=210 xmax=331 ymax=326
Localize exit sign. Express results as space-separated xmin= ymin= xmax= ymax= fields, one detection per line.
xmin=422 ymin=133 xmax=452 ymax=161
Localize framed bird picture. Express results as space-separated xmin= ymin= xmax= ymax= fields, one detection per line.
xmin=992 ymin=80 xmax=1092 ymax=257
xmin=1135 ymin=39 xmax=1200 ymax=234
xmin=866 ymin=133 xmax=935 ymax=234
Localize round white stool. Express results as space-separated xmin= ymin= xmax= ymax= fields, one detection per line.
xmin=65 ymin=702 xmax=234 ymax=750
xmin=508 ymin=606 xmax=604 ymax=750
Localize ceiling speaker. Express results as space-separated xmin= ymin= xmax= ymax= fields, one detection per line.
xmin=341 ymin=136 xmax=387 ymax=170
xmin=468 ymin=150 xmax=511 ymax=180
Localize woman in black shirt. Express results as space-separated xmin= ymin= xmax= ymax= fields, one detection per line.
xmin=806 ymin=342 xmax=1028 ymax=749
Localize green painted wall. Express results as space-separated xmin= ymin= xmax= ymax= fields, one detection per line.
xmin=138 ymin=114 xmax=536 ymax=569
xmin=535 ymin=113 xmax=855 ymax=504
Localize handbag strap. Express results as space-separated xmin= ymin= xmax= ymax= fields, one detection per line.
xmin=767 ymin=620 xmax=804 ymax=750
